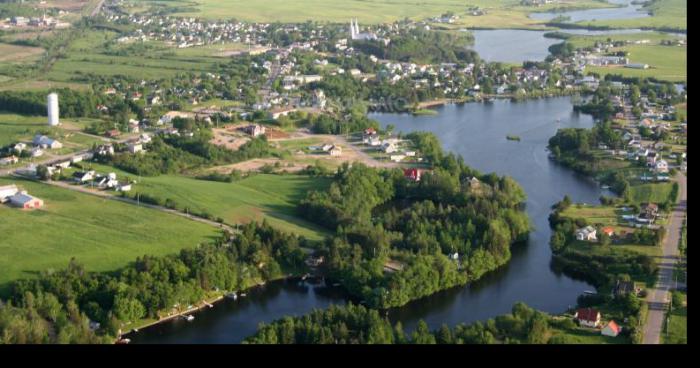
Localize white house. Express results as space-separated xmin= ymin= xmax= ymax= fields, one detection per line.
xmin=33 ymin=135 xmax=62 ymax=149
xmin=0 ymin=184 xmax=19 ymax=202
xmin=73 ymin=170 xmax=95 ymax=183
xmin=0 ymin=156 xmax=19 ymax=165
xmin=601 ymin=320 xmax=621 ymax=337
xmin=329 ymin=145 xmax=342 ymax=157
xmin=655 ymin=160 xmax=669 ymax=173
xmin=127 ymin=143 xmax=143 ymax=154
xmin=575 ymin=226 xmax=597 ymax=241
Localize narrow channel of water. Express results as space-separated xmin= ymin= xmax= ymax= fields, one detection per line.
xmin=130 ymin=97 xmax=610 ymax=343
xmin=529 ymin=0 xmax=649 ymax=23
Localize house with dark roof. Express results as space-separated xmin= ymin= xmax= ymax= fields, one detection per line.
xmin=613 ymin=280 xmax=635 ymax=297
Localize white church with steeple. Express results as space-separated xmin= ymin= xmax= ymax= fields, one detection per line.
xmin=349 ymin=18 xmax=377 ymax=41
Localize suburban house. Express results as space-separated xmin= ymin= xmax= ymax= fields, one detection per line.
xmin=95 ymin=144 xmax=115 ymax=156
xmin=245 ymin=124 xmax=266 ymax=137
xmin=127 ymin=143 xmax=144 ymax=154
xmin=655 ymin=159 xmax=669 ymax=173
xmin=575 ymin=308 xmax=601 ymax=328
xmin=116 ymin=183 xmax=132 ymax=192
xmin=321 ymin=143 xmax=334 ymax=152
xmin=613 ymin=280 xmax=635 ymax=297
xmin=0 ymin=155 xmax=19 ymax=165
xmin=468 ymin=177 xmax=481 ymax=188
xmin=30 ymin=147 xmax=44 ymax=157
xmin=8 ymin=192 xmax=44 ymax=209
xmin=601 ymin=320 xmax=621 ymax=337
xmin=0 ymin=184 xmax=19 ymax=203
xmin=575 ymin=226 xmax=597 ymax=241
xmin=382 ymin=142 xmax=397 ymax=153
xmin=105 ymin=129 xmax=121 ymax=138
xmin=364 ymin=135 xmax=382 ymax=146
xmin=646 ymin=151 xmax=658 ymax=166
xmin=601 ymin=226 xmax=615 ymax=237
xmin=390 ymin=154 xmax=405 ymax=162
xmin=53 ymin=160 xmax=71 ymax=169
xmin=404 ymin=168 xmax=423 ymax=182
xmin=13 ymin=143 xmax=26 ymax=152
xmin=96 ymin=173 xmax=118 ymax=189
xmin=329 ymin=145 xmax=342 ymax=156
xmin=33 ymin=135 xmax=63 ymax=149
xmin=73 ymin=171 xmax=96 ymax=183
xmin=641 ymin=203 xmax=659 ymax=219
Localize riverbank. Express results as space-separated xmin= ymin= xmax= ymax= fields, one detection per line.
xmin=121 ymin=275 xmax=299 ymax=341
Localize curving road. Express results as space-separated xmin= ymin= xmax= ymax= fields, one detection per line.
xmin=642 ymin=173 xmax=687 ymax=344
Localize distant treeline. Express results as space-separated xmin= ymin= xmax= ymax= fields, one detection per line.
xmin=0 ymin=89 xmax=104 ymax=118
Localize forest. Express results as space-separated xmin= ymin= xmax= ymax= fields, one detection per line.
xmin=298 ymin=131 xmax=530 ymax=308
xmin=244 ymin=302 xmax=579 ymax=344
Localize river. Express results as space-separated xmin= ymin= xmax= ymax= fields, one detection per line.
xmin=129 ymin=97 xmax=612 ymax=343
xmin=529 ymin=0 xmax=648 ymax=23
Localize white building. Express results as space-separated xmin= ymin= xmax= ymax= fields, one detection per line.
xmin=0 ymin=184 xmax=19 ymax=202
xmin=575 ymin=226 xmax=597 ymax=241
xmin=47 ymin=93 xmax=59 ymax=126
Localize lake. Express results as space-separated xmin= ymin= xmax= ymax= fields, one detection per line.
xmin=130 ymin=97 xmax=609 ymax=343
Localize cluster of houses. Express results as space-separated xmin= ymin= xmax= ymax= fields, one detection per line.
xmin=2 ymin=15 xmax=70 ymax=30
xmin=361 ymin=128 xmax=417 ymax=163
xmin=574 ymin=308 xmax=622 ymax=337
xmin=71 ymin=170 xmax=132 ymax=192
xmin=0 ymin=184 xmax=44 ymax=209
xmin=1 ymin=135 xmax=65 ymax=166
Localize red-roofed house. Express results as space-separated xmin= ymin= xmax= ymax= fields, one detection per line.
xmin=404 ymin=168 xmax=423 ymax=182
xmin=601 ymin=320 xmax=621 ymax=337
xmin=364 ymin=127 xmax=377 ymax=136
xmin=601 ymin=226 xmax=615 ymax=237
xmin=575 ymin=308 xmax=601 ymax=328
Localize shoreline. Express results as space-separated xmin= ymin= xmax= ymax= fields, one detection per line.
xmin=119 ymin=275 xmax=299 ymax=342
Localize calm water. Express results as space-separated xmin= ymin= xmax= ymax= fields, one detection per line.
xmin=529 ymin=0 xmax=648 ymax=22
xmin=131 ymin=97 xmax=609 ymax=343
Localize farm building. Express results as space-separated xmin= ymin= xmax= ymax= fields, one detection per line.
xmin=8 ymin=192 xmax=44 ymax=209
xmin=0 ymin=156 xmax=19 ymax=165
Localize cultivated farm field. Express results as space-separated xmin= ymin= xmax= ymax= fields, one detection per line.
xmin=0 ymin=177 xmax=219 ymax=295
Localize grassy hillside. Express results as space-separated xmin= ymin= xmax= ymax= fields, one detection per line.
xmin=0 ymin=176 xmax=219 ymax=294
xmin=67 ymin=162 xmax=331 ymax=240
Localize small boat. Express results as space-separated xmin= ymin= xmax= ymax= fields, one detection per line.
xmin=240 ymin=293 xmax=247 ymax=297
xmin=583 ymin=290 xmax=596 ymax=295
xmin=116 ymin=338 xmax=131 ymax=344
xmin=601 ymin=185 xmax=611 ymax=189
xmin=183 ymin=315 xmax=195 ymax=322
xmin=226 ymin=292 xmax=238 ymax=300
xmin=332 ymin=283 xmax=341 ymax=287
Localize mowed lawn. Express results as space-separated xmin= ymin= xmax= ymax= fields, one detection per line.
xmin=0 ymin=177 xmax=219 ymax=294
xmin=75 ymin=163 xmax=331 ymax=241
xmin=628 ymin=182 xmax=674 ymax=204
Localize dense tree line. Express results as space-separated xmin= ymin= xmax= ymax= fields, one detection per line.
xmin=244 ymin=302 xmax=570 ymax=344
xmin=298 ymin=132 xmax=529 ymax=308
xmin=2 ymin=222 xmax=308 ymax=343
xmin=0 ymin=89 xmax=104 ymax=117
xmin=351 ymin=29 xmax=478 ymax=65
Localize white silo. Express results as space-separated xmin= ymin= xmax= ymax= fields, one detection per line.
xmin=47 ymin=92 xmax=59 ymax=126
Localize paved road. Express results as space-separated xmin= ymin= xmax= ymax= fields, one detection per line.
xmin=90 ymin=0 xmax=106 ymax=17
xmin=642 ymin=173 xmax=687 ymax=344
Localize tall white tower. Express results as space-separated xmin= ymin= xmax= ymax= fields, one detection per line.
xmin=47 ymin=92 xmax=59 ymax=126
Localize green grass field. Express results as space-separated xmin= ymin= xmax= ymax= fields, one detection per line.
xmin=125 ymin=0 xmax=611 ymax=26
xmin=67 ymin=162 xmax=331 ymax=241
xmin=579 ymin=0 xmax=686 ymax=31
xmin=0 ymin=113 xmax=108 ymax=152
xmin=663 ymin=303 xmax=687 ymax=344
xmin=0 ymin=176 xmax=219 ymax=295
xmin=628 ymin=182 xmax=674 ymax=204
xmin=549 ymin=325 xmax=630 ymax=344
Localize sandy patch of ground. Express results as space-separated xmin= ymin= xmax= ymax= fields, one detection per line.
xmin=210 ymin=125 xmax=251 ymax=151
